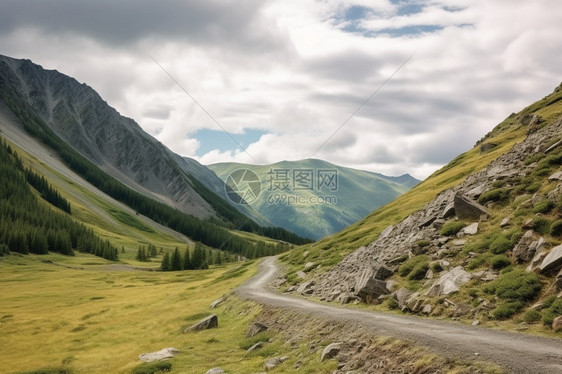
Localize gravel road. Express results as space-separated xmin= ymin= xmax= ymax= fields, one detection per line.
xmin=237 ymin=257 xmax=562 ymax=374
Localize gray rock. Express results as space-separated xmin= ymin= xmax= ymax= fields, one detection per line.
xmin=264 ymin=356 xmax=288 ymax=371
xmin=205 ymin=368 xmax=225 ymax=374
xmin=462 ymin=222 xmax=479 ymax=235
xmin=539 ymin=245 xmax=562 ymax=275
xmin=454 ymin=193 xmax=489 ymax=219
xmin=210 ymin=297 xmax=225 ymax=309
xmin=549 ymin=171 xmax=562 ymax=181
xmin=453 ymin=303 xmax=473 ymax=317
xmin=422 ymin=304 xmax=432 ymax=315
xmin=466 ymin=185 xmax=487 ymax=199
xmin=513 ymin=230 xmax=535 ymax=263
xmin=527 ymin=250 xmax=548 ymax=272
xmin=426 ymin=266 xmax=471 ymax=297
xmin=500 ymin=217 xmax=510 ymax=228
xmin=553 ymin=316 xmax=562 ymax=332
xmin=548 ymin=183 xmax=562 ymax=204
xmin=247 ymin=342 xmax=264 ymax=353
xmin=544 ymin=138 xmax=562 ymax=153
xmin=441 ymin=203 xmax=456 ymax=219
xmin=139 ymin=347 xmax=179 ymax=363
xmin=379 ymin=225 xmax=395 ymax=239
xmin=247 ymin=322 xmax=268 ymax=338
xmin=304 ymin=262 xmax=315 ymax=271
xmin=184 ymin=315 xmax=218 ymax=333
xmin=432 ymin=219 xmax=446 ymax=229
xmin=321 ymin=342 xmax=342 ymax=361
xmin=394 ymin=288 xmax=413 ymax=310
xmin=296 ymin=271 xmax=307 ymax=279
xmin=472 ymin=320 xmax=480 ymax=326
xmin=297 ymin=280 xmax=315 ymax=294
xmin=355 ymin=267 xmax=390 ymax=303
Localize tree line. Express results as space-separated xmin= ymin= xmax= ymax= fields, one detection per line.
xmin=0 ymin=137 xmax=118 ymax=260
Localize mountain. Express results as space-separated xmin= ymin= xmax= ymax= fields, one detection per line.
xmin=0 ymin=54 xmax=269 ymax=226
xmin=282 ymin=83 xmax=562 ymax=329
xmin=209 ymin=159 xmax=419 ymax=240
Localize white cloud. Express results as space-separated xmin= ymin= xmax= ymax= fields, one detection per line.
xmin=1 ymin=0 xmax=561 ymax=180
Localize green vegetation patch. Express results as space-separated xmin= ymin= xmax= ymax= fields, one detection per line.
xmin=440 ymin=221 xmax=466 ymax=236
xmin=131 ymin=361 xmax=172 ymax=374
xmin=478 ymin=188 xmax=510 ymax=204
xmin=398 ymin=255 xmax=429 ymax=280
xmin=109 ymin=210 xmax=155 ymax=233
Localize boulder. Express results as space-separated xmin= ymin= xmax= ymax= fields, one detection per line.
xmin=139 ymin=347 xmax=180 ymax=363
xmin=210 ymin=297 xmax=225 ymax=309
xmin=422 ymin=304 xmax=432 ymax=315
xmin=441 ymin=203 xmax=456 ymax=219
xmin=549 ymin=171 xmax=562 ymax=181
xmin=296 ymin=271 xmax=307 ymax=279
xmin=466 ymin=185 xmax=487 ymax=199
xmin=527 ymin=250 xmax=548 ymax=272
xmin=321 ymin=342 xmax=342 ymax=361
xmin=452 ymin=304 xmax=474 ymax=317
xmin=247 ymin=322 xmax=268 ymax=338
xmin=548 ymin=183 xmax=562 ymax=204
xmin=184 ymin=315 xmax=218 ymax=333
xmin=304 ymin=262 xmax=315 ymax=271
xmin=205 ymin=368 xmax=225 ymax=374
xmin=264 ymin=356 xmax=288 ymax=371
xmin=393 ymin=288 xmax=413 ymax=310
xmin=539 ymin=245 xmax=562 ymax=275
xmin=297 ymin=280 xmax=315 ymax=295
xmin=454 ymin=193 xmax=489 ymax=219
xmin=461 ymin=222 xmax=479 ymax=235
xmin=553 ymin=316 xmax=562 ymax=332
xmin=426 ymin=266 xmax=471 ymax=297
xmin=513 ymin=230 xmax=535 ymax=263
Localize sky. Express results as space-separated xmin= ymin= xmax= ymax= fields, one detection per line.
xmin=1 ymin=0 xmax=561 ymax=179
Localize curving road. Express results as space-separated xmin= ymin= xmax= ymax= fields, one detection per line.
xmin=237 ymin=257 xmax=562 ymax=374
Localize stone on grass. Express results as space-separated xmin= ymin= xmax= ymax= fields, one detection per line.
xmin=264 ymin=356 xmax=288 ymax=371
xmin=139 ymin=347 xmax=179 ymax=363
xmin=462 ymin=222 xmax=479 ymax=235
xmin=539 ymin=245 xmax=562 ymax=275
xmin=500 ymin=217 xmax=510 ymax=228
xmin=321 ymin=342 xmax=342 ymax=361
xmin=247 ymin=322 xmax=268 ymax=338
xmin=247 ymin=342 xmax=264 ymax=354
xmin=184 ymin=315 xmax=218 ymax=333
xmin=553 ymin=316 xmax=562 ymax=332
xmin=210 ymin=297 xmax=225 ymax=309
xmin=304 ymin=262 xmax=315 ymax=271
xmin=426 ymin=266 xmax=471 ymax=297
xmin=205 ymin=368 xmax=225 ymax=374
xmin=549 ymin=171 xmax=562 ymax=181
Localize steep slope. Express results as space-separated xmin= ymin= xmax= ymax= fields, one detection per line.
xmin=209 ymin=159 xmax=418 ymax=239
xmin=0 ymin=54 xmax=267 ymax=225
xmin=282 ymin=83 xmax=562 ymax=331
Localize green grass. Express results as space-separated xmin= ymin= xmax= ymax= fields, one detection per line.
xmin=0 ymin=254 xmax=270 ymax=374
xmin=440 ymin=221 xmax=466 ymax=236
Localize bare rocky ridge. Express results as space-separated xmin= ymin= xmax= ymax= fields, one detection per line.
xmin=306 ymin=114 xmax=562 ymax=308
xmin=0 ymin=54 xmax=268 ymax=223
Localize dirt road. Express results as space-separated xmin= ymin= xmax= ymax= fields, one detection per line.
xmin=237 ymin=257 xmax=562 ymax=374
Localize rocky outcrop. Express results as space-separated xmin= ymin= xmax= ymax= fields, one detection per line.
xmin=307 ymin=112 xmax=562 ymax=304
xmin=139 ymin=347 xmax=179 ymax=363
xmin=539 ymin=245 xmax=562 ymax=275
xmin=247 ymin=322 xmax=268 ymax=338
xmin=184 ymin=315 xmax=218 ymax=332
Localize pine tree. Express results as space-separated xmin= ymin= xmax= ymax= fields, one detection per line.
xmin=161 ymin=252 xmax=171 ymax=271
xmin=171 ymin=247 xmax=182 ymax=271
xmin=183 ymin=247 xmax=192 ymax=270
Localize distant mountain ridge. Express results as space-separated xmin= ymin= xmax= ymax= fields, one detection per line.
xmin=208 ymin=159 xmax=419 ymax=239
xmin=0 ymin=54 xmax=268 ymax=225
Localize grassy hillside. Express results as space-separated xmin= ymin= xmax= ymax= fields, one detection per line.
xmin=282 ymin=83 xmax=562 ymax=275
xmin=209 ymin=159 xmax=417 ymax=239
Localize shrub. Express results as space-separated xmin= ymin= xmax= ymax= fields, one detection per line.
xmin=490 ymin=255 xmax=511 ymax=270
xmin=478 ymin=188 xmax=510 ymax=204
xmin=525 ymin=182 xmax=542 ymax=193
xmin=483 ymin=269 xmax=542 ymax=302
xmin=398 ymin=255 xmax=429 ymax=278
xmin=467 ymin=253 xmax=493 ymax=270
xmin=440 ymin=221 xmax=466 ymax=236
xmin=387 ymin=297 xmax=399 ymax=310
xmin=416 ymin=240 xmax=430 ymax=248
xmin=131 ymin=361 xmax=172 ymax=374
xmin=542 ymin=299 xmax=562 ymax=327
xmin=407 ymin=261 xmax=429 ymax=280
xmin=524 ymin=154 xmax=543 ymax=166
xmin=550 ymin=220 xmax=562 ymax=237
xmin=19 ymin=369 xmax=71 ymax=374
xmin=492 ymin=301 xmax=525 ymax=319
xmin=523 ymin=309 xmax=542 ymax=323
xmin=533 ymin=200 xmax=555 ymax=214
xmin=431 ymin=262 xmax=443 ymax=273
xmin=532 ymin=217 xmax=552 ymax=235
xmin=489 ymin=235 xmax=512 ymax=254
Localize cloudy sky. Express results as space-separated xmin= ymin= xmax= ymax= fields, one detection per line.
xmin=1 ymin=0 xmax=561 ymax=179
